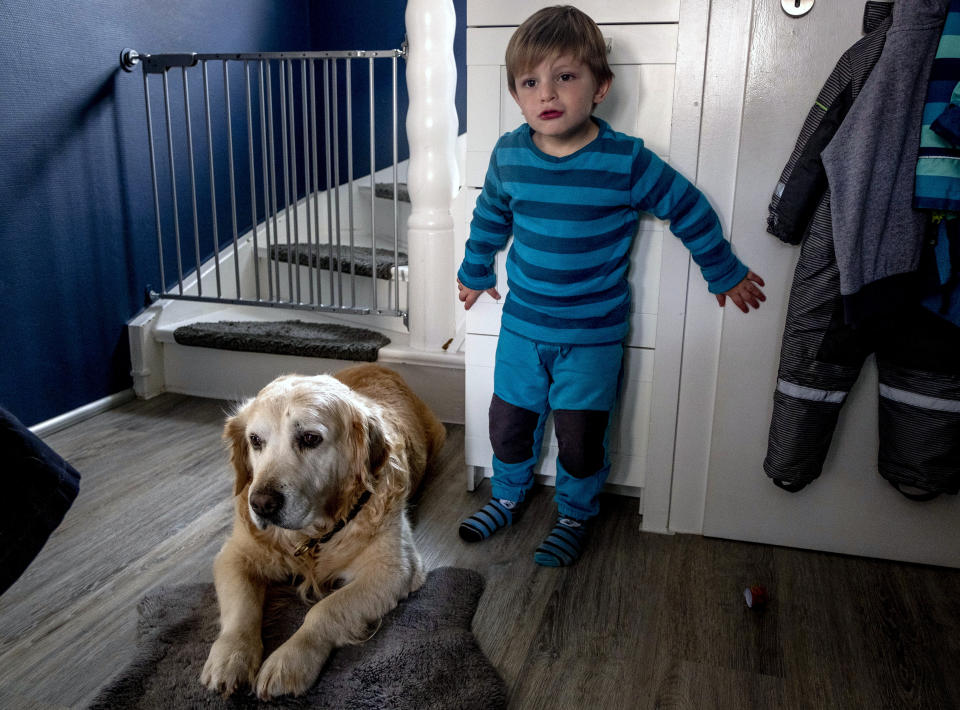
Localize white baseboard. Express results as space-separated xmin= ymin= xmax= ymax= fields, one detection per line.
xmin=30 ymin=389 xmax=136 ymax=438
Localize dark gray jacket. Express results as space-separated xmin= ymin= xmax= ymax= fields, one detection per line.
xmin=823 ymin=0 xmax=949 ymax=314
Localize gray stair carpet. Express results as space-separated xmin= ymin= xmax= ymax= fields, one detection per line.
xmin=173 ymin=320 xmax=391 ymax=362
xmin=374 ymin=181 xmax=410 ymax=202
xmin=269 ymin=245 xmax=408 ymax=280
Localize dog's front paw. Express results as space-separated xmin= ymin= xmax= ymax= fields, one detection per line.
xmin=201 ymin=634 xmax=263 ymax=696
xmin=254 ymin=636 xmax=331 ymax=699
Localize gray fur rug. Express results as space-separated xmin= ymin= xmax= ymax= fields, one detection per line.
xmin=173 ymin=320 xmax=391 ymax=362
xmin=88 ymin=567 xmax=506 ymax=709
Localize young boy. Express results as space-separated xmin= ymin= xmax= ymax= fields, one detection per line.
xmin=456 ymin=5 xmax=765 ymax=566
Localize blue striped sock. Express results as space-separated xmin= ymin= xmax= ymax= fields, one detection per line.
xmin=458 ymin=498 xmax=518 ymax=542
xmin=534 ymin=517 xmax=588 ymax=567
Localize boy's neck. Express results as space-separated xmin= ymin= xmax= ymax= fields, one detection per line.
xmin=531 ymin=116 xmax=600 ymax=157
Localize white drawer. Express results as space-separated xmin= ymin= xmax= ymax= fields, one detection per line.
xmin=467 ymin=0 xmax=680 ymax=27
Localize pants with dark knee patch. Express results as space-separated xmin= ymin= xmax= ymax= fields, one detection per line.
xmin=765 ymin=220 xmax=960 ymax=498
xmin=489 ymin=328 xmax=622 ymax=520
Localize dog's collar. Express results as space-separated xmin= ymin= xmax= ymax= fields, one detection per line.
xmin=293 ymin=489 xmax=373 ymax=557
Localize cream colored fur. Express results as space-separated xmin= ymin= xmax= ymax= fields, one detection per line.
xmin=200 ymin=364 xmax=446 ymax=699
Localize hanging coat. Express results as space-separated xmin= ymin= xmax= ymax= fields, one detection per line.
xmin=763 ymin=0 xmax=960 ymax=500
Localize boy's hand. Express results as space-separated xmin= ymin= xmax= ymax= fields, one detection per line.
xmin=457 ymin=279 xmax=501 ymax=310
xmin=716 ymin=270 xmax=765 ymax=313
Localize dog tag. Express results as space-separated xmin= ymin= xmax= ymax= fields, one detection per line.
xmin=781 ymin=0 xmax=814 ymax=17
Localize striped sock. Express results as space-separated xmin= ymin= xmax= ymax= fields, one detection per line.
xmin=458 ymin=498 xmax=519 ymax=542
xmin=534 ymin=516 xmax=588 ymax=567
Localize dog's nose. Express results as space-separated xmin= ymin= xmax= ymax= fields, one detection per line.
xmin=249 ymin=488 xmax=284 ymax=519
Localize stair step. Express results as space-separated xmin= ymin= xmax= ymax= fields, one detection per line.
xmin=374 ymin=181 xmax=410 ymax=203
xmin=173 ymin=320 xmax=391 ymax=362
xmin=268 ymin=245 xmax=408 ymax=280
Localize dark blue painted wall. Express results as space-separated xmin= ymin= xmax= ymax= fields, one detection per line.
xmin=0 ymin=1 xmax=466 ymax=427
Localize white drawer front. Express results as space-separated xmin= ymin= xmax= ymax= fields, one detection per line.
xmin=467 ymin=0 xmax=680 ymax=27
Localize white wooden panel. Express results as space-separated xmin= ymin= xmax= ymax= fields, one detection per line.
xmin=625 ymin=315 xmax=657 ymax=350
xmin=466 ymin=27 xmax=512 ymax=66
xmin=464 ymin=330 xmax=498 ymax=365
xmin=633 ymin=64 xmax=675 ymax=158
xmin=668 ymin=0 xmax=752 ymax=534
xmin=466 ymin=152 xmax=489 ymax=188
xmin=607 ymin=25 xmax=678 ymax=65
xmin=608 ymin=454 xmax=645 ymax=488
xmin=614 ymin=347 xmax=655 ymax=460
xmin=464 ymin=302 xmax=504 ymax=335
xmin=464 ymin=334 xmax=495 ymax=467
xmin=630 ymin=226 xmax=663 ymax=316
xmin=466 ymin=66 xmax=501 ymax=153
xmin=465 ymin=435 xmax=494 ymax=469
xmin=498 ymin=65 xmax=525 ymax=136
xmin=468 ymin=0 xmax=680 ymax=27
xmin=636 ymin=0 xmax=712 ymax=534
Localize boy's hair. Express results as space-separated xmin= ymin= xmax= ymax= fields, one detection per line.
xmin=505 ymin=5 xmax=614 ymax=95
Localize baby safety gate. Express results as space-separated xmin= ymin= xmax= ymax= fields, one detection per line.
xmin=120 ymin=47 xmax=408 ymax=318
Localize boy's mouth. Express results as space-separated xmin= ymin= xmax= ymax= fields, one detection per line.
xmin=539 ymin=110 xmax=563 ymax=120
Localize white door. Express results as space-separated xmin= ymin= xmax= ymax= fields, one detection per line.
xmin=701 ymin=0 xmax=960 ymax=567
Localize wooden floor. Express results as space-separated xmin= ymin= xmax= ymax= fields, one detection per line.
xmin=3 ymin=394 xmax=960 ymax=709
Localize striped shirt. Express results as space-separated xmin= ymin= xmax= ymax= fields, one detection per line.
xmin=915 ymin=0 xmax=960 ymax=212
xmin=458 ymin=118 xmax=748 ymax=345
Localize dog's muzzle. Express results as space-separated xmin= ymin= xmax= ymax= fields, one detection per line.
xmin=249 ymin=487 xmax=284 ymax=527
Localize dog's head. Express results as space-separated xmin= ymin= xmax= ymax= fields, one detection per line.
xmin=224 ymin=374 xmax=389 ymax=532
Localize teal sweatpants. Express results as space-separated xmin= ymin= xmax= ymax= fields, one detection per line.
xmin=489 ymin=328 xmax=623 ymax=520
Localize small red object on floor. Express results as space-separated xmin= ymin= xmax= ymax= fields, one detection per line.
xmin=744 ymin=585 xmax=768 ymax=609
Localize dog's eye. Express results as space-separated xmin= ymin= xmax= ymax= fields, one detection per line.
xmin=249 ymin=433 xmax=263 ymax=450
xmin=299 ymin=431 xmax=323 ymax=449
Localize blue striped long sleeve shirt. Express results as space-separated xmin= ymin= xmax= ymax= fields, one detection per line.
xmin=458 ymin=119 xmax=748 ymax=345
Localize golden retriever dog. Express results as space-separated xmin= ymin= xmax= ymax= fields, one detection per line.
xmin=200 ymin=363 xmax=446 ymax=699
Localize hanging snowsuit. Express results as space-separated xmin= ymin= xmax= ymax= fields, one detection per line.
xmin=764 ymin=0 xmax=960 ymax=500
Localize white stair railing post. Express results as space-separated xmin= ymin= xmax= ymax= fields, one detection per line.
xmin=405 ymin=0 xmax=458 ymax=351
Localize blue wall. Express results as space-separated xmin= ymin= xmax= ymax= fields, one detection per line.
xmin=0 ymin=0 xmax=466 ymax=427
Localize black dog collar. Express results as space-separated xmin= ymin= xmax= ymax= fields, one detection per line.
xmin=293 ymin=489 xmax=373 ymax=557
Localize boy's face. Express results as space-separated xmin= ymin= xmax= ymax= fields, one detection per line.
xmin=510 ymin=54 xmax=610 ymax=156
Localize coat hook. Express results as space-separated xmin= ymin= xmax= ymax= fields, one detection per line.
xmin=782 ymin=0 xmax=814 ymax=17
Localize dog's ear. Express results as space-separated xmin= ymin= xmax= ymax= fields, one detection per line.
xmin=352 ymin=410 xmax=388 ymax=491
xmin=223 ymin=406 xmax=252 ymax=496
xmin=366 ymin=415 xmax=388 ymax=477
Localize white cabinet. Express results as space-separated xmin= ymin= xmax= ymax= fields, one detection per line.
xmin=461 ymin=0 xmax=710 ymax=531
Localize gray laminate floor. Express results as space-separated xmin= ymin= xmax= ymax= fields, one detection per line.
xmin=2 ymin=393 xmax=960 ymax=709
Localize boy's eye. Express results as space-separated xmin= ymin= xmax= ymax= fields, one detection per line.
xmin=521 ymin=78 xmax=537 ymax=88
xmin=558 ymin=73 xmax=574 ymax=82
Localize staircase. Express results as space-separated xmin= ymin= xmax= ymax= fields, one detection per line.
xmin=127 ymin=181 xmax=464 ymax=423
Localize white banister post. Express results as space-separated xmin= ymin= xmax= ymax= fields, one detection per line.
xmin=405 ymin=0 xmax=458 ymax=351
